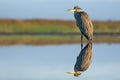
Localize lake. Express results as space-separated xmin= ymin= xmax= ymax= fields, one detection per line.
xmin=0 ymin=43 xmax=120 ymax=80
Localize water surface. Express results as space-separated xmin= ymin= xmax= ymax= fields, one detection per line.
xmin=0 ymin=44 xmax=120 ymax=80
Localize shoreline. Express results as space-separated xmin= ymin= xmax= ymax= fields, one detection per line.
xmin=0 ymin=34 xmax=120 ymax=45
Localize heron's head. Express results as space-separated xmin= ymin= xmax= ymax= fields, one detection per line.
xmin=66 ymin=71 xmax=83 ymax=77
xmin=67 ymin=6 xmax=83 ymax=12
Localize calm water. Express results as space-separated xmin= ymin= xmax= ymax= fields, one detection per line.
xmin=0 ymin=43 xmax=120 ymax=80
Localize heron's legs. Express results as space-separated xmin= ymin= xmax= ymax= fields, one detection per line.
xmin=81 ymin=34 xmax=83 ymax=50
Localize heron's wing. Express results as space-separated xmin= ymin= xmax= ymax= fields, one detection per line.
xmin=81 ymin=12 xmax=93 ymax=35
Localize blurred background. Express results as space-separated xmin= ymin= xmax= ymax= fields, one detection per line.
xmin=0 ymin=0 xmax=120 ymax=80
xmin=0 ymin=0 xmax=120 ymax=20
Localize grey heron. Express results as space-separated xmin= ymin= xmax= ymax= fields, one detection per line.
xmin=67 ymin=42 xmax=92 ymax=77
xmin=67 ymin=6 xmax=93 ymax=49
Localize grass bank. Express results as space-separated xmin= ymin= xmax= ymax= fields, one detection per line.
xmin=0 ymin=19 xmax=120 ymax=33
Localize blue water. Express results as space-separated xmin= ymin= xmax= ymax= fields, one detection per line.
xmin=0 ymin=44 xmax=120 ymax=80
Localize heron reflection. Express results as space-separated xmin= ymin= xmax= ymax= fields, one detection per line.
xmin=67 ymin=42 xmax=92 ymax=77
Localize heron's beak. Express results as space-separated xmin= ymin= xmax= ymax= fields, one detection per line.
xmin=66 ymin=71 xmax=76 ymax=74
xmin=67 ymin=9 xmax=76 ymax=12
xmin=66 ymin=71 xmax=82 ymax=74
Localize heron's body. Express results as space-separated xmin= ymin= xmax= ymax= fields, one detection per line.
xmin=74 ymin=11 xmax=93 ymax=41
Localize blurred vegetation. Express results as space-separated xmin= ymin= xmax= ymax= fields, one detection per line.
xmin=0 ymin=19 xmax=75 ymax=33
xmin=93 ymin=21 xmax=120 ymax=33
xmin=0 ymin=19 xmax=120 ymax=45
xmin=0 ymin=19 xmax=120 ymax=33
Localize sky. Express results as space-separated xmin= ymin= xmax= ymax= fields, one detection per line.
xmin=0 ymin=0 xmax=120 ymax=20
